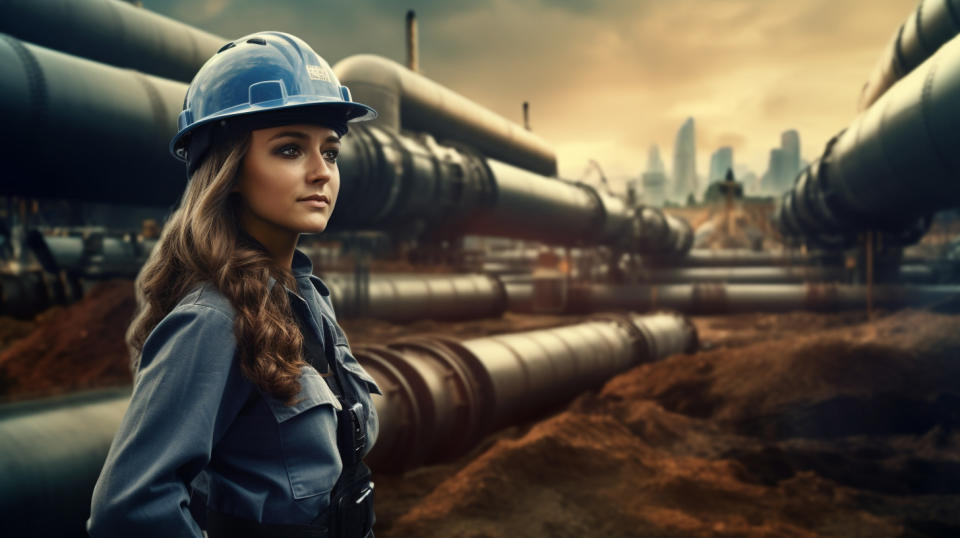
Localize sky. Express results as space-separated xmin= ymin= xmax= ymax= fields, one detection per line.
xmin=147 ymin=0 xmax=917 ymax=192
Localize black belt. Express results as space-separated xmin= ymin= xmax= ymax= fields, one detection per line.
xmin=206 ymin=509 xmax=330 ymax=538
xmin=206 ymin=510 xmax=374 ymax=538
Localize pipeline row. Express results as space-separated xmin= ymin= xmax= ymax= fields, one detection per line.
xmin=480 ymin=247 xmax=935 ymax=274
xmin=562 ymin=282 xmax=960 ymax=315
xmin=774 ymin=9 xmax=960 ymax=247
xmin=0 ymin=312 xmax=697 ymax=537
xmin=1 ymin=228 xmax=957 ymax=319
xmin=0 ymin=32 xmax=690 ymax=258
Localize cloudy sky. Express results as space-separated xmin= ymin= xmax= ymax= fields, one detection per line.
xmin=148 ymin=0 xmax=916 ymax=190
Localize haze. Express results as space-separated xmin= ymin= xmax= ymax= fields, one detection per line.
xmin=149 ymin=0 xmax=916 ymax=191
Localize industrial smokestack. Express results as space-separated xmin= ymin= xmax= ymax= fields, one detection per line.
xmin=523 ymin=101 xmax=530 ymax=130
xmin=406 ymin=9 xmax=419 ymax=72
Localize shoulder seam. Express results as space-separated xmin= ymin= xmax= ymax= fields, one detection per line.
xmin=174 ymin=302 xmax=234 ymax=323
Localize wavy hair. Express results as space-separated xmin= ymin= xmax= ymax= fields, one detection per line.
xmin=126 ymin=135 xmax=305 ymax=404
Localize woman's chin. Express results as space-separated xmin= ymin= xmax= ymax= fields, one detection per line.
xmin=298 ymin=220 xmax=329 ymax=235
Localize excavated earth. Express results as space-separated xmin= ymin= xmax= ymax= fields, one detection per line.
xmin=1 ymin=281 xmax=959 ymax=537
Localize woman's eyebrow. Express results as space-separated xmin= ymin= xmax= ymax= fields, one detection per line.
xmin=268 ymin=132 xmax=341 ymax=144
xmin=268 ymin=131 xmax=309 ymax=141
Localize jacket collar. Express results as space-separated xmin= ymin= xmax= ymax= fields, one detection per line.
xmin=266 ymin=248 xmax=330 ymax=298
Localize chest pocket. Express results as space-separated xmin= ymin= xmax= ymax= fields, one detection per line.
xmin=264 ymin=367 xmax=343 ymax=499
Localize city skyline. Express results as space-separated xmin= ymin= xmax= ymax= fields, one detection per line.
xmin=147 ymin=0 xmax=917 ymax=191
xmin=644 ymin=121 xmax=800 ymax=198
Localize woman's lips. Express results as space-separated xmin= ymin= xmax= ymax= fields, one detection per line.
xmin=298 ymin=194 xmax=330 ymax=207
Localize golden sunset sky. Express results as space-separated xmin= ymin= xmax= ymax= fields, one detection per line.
xmin=151 ymin=0 xmax=918 ymax=191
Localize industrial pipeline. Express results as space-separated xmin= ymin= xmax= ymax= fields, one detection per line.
xmin=0 ymin=312 xmax=697 ymax=537
xmin=774 ymin=25 xmax=960 ymax=247
xmin=858 ymin=0 xmax=960 ymax=110
xmin=3 ymin=230 xmax=949 ymax=320
xmin=563 ymin=282 xmax=960 ymax=315
xmin=0 ymin=33 xmax=692 ymax=259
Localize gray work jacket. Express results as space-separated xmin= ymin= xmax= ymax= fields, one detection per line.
xmin=87 ymin=249 xmax=381 ymax=537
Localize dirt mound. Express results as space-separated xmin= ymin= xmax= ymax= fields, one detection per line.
xmin=376 ymin=310 xmax=960 ymax=537
xmin=386 ymin=412 xmax=897 ymax=538
xmin=607 ymin=310 xmax=960 ymax=433
xmin=0 ymin=280 xmax=134 ymax=401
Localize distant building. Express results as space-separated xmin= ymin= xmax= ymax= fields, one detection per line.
xmin=761 ymin=130 xmax=802 ymax=194
xmin=781 ymin=130 xmax=800 ymax=178
xmin=647 ymin=144 xmax=666 ymax=174
xmin=703 ymin=169 xmax=744 ymax=203
xmin=672 ymin=118 xmax=697 ymax=202
xmin=642 ymin=171 xmax=668 ymax=207
xmin=708 ymin=146 xmax=733 ymax=183
xmin=642 ymin=145 xmax=668 ymax=206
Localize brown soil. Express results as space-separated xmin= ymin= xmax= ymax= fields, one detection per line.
xmin=374 ymin=309 xmax=960 ymax=538
xmin=0 ymin=279 xmax=135 ymax=402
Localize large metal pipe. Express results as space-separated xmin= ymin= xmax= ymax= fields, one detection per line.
xmin=566 ymin=283 xmax=960 ymax=314
xmin=858 ymin=0 xmax=960 ymax=110
xmin=324 ymin=272 xmax=508 ymax=322
xmin=334 ymin=127 xmax=693 ymax=255
xmin=333 ymin=54 xmax=558 ymax=176
xmin=774 ymin=30 xmax=960 ymax=246
xmin=0 ymin=0 xmax=225 ymax=82
xmin=355 ymin=311 xmax=697 ymax=470
xmin=0 ymin=313 xmax=697 ymax=536
xmin=671 ymin=249 xmax=837 ymax=267
xmin=0 ymin=34 xmax=188 ymax=205
xmin=0 ymin=389 xmax=131 ymax=538
xmin=26 ymin=231 xmax=157 ymax=279
xmin=485 ymin=248 xmax=840 ymax=270
xmin=639 ymin=265 xmax=937 ymax=285
xmin=675 ymin=249 xmax=932 ymax=267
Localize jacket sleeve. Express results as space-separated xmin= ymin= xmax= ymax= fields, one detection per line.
xmin=87 ymin=304 xmax=249 ymax=537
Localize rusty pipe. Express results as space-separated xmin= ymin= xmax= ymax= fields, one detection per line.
xmin=357 ymin=311 xmax=696 ymax=471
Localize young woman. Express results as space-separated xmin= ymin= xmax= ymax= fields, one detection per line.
xmin=87 ymin=32 xmax=381 ymax=538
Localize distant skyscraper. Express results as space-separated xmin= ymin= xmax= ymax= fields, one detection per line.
xmin=708 ymin=147 xmax=733 ymax=183
xmin=761 ymin=129 xmax=802 ymax=194
xmin=766 ymin=148 xmax=787 ymax=192
xmin=642 ymin=171 xmax=668 ymax=206
xmin=646 ymin=144 xmax=665 ymax=174
xmin=672 ymin=118 xmax=697 ymax=201
xmin=780 ymin=130 xmax=801 ymax=179
xmin=643 ymin=144 xmax=668 ymax=206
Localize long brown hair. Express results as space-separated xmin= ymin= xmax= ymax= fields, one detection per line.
xmin=126 ymin=135 xmax=305 ymax=404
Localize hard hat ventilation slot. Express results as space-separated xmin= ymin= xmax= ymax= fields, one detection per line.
xmin=217 ymin=42 xmax=236 ymax=53
xmin=247 ymin=37 xmax=267 ymax=45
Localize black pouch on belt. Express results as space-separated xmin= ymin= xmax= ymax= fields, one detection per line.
xmin=326 ymin=462 xmax=375 ymax=538
xmin=320 ymin=402 xmax=375 ymax=537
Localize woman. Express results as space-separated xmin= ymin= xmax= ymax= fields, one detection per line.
xmin=87 ymin=31 xmax=381 ymax=538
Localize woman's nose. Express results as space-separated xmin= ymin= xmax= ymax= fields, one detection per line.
xmin=306 ymin=151 xmax=332 ymax=183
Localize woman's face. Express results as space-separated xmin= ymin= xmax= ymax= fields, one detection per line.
xmin=234 ymin=124 xmax=341 ymax=242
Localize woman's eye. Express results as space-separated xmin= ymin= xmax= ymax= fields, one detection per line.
xmin=323 ymin=149 xmax=339 ymax=163
xmin=276 ymin=144 xmax=302 ymax=158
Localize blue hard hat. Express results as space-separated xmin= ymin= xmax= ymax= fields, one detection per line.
xmin=170 ymin=31 xmax=377 ymax=168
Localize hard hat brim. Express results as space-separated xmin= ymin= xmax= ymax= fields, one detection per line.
xmin=170 ymin=99 xmax=377 ymax=161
